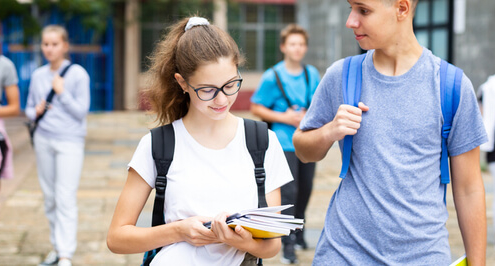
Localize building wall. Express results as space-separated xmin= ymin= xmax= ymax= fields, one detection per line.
xmin=453 ymin=0 xmax=495 ymax=89
xmin=297 ymin=0 xmax=359 ymax=74
xmin=299 ymin=0 xmax=495 ymax=90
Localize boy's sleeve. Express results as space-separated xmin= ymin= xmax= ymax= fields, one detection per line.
xmin=300 ymin=61 xmax=343 ymax=131
xmin=310 ymin=65 xmax=321 ymax=93
xmin=250 ymin=70 xmax=279 ymax=108
xmin=447 ymin=73 xmax=488 ymax=156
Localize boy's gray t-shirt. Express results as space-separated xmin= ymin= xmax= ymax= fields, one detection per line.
xmin=300 ymin=48 xmax=487 ymax=265
xmin=0 ymin=55 xmax=18 ymax=88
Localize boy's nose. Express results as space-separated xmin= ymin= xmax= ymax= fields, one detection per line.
xmin=346 ymin=11 xmax=359 ymax=29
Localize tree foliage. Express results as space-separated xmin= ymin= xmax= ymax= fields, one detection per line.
xmin=1 ymin=0 xmax=216 ymax=43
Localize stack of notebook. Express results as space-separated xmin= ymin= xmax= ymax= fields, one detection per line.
xmin=204 ymin=205 xmax=304 ymax=239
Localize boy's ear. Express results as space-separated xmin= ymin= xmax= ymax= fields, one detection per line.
xmin=396 ymin=0 xmax=412 ymax=21
xmin=280 ymin=43 xmax=286 ymax=54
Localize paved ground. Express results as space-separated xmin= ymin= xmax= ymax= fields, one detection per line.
xmin=0 ymin=111 xmax=493 ymax=265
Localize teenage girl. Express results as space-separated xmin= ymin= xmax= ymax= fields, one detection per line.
xmin=26 ymin=25 xmax=90 ymax=266
xmin=107 ymin=17 xmax=293 ymax=265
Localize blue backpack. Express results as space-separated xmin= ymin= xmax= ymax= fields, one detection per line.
xmin=339 ymin=53 xmax=463 ymax=203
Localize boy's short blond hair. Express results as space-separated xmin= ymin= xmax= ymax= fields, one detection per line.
xmin=383 ymin=0 xmax=418 ymax=10
xmin=280 ymin=24 xmax=309 ymax=45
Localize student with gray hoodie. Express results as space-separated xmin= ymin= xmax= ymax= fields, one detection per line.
xmin=25 ymin=25 xmax=90 ymax=266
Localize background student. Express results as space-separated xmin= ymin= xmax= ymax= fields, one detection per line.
xmin=107 ymin=17 xmax=292 ymax=265
xmin=478 ymin=74 xmax=495 ymax=240
xmin=293 ymin=0 xmax=486 ymax=264
xmin=0 ymin=54 xmax=21 ymax=190
xmin=25 ymin=25 xmax=90 ymax=266
xmin=250 ymin=24 xmax=320 ymax=264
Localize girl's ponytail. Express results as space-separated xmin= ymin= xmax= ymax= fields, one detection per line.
xmin=144 ymin=16 xmax=244 ymax=125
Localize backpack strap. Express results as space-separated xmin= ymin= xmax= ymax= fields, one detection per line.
xmin=272 ymin=65 xmax=312 ymax=109
xmin=439 ymin=60 xmax=463 ymax=203
xmin=243 ymin=118 xmax=269 ymax=208
xmin=302 ymin=64 xmax=311 ymax=109
xmin=35 ymin=63 xmax=73 ymax=124
xmin=339 ymin=53 xmax=367 ymax=179
xmin=145 ymin=124 xmax=175 ymax=263
xmin=272 ymin=68 xmax=292 ymax=108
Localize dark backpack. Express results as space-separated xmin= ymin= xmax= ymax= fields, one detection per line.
xmin=142 ymin=118 xmax=269 ymax=266
xmin=339 ymin=53 xmax=463 ymax=203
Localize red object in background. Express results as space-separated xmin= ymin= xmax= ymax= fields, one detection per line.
xmin=236 ymin=0 xmax=295 ymax=4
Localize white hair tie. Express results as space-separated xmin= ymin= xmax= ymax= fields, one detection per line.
xmin=185 ymin=17 xmax=210 ymax=31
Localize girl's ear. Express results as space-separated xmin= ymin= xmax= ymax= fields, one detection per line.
xmin=174 ymin=73 xmax=187 ymax=91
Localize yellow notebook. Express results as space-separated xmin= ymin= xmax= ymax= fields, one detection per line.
xmin=449 ymin=254 xmax=467 ymax=266
xmin=204 ymin=204 xmax=304 ymax=239
xmin=228 ymin=224 xmax=286 ymax=239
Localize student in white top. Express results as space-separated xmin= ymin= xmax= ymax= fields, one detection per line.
xmin=26 ymin=25 xmax=90 ymax=266
xmin=107 ymin=17 xmax=293 ymax=265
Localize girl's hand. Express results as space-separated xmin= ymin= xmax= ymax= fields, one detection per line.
xmin=35 ymin=100 xmax=48 ymax=117
xmin=210 ymin=212 xmax=254 ymax=251
xmin=178 ymin=216 xmax=218 ymax=246
xmin=52 ymin=74 xmax=65 ymax=94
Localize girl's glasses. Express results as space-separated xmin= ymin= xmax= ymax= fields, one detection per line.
xmin=185 ymin=70 xmax=243 ymax=101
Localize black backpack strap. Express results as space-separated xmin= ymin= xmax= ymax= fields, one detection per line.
xmin=302 ymin=64 xmax=311 ymax=108
xmin=35 ymin=63 xmax=73 ymax=124
xmin=271 ymin=68 xmax=292 ymax=108
xmin=243 ymin=119 xmax=269 ymax=208
xmin=149 ymin=124 xmax=175 ymax=256
xmin=0 ymin=133 xmax=8 ymax=176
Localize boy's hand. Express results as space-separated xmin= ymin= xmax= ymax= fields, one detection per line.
xmin=330 ymin=102 xmax=369 ymax=140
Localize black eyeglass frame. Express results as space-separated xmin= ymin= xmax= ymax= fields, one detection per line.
xmin=185 ymin=70 xmax=243 ymax=101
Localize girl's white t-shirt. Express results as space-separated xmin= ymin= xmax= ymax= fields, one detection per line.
xmin=128 ymin=117 xmax=293 ymax=265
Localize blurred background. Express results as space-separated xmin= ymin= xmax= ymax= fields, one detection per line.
xmin=0 ymin=0 xmax=494 ymax=265
xmin=1 ymin=0 xmax=494 ymax=113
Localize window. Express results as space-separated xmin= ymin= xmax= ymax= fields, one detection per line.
xmin=413 ymin=0 xmax=453 ymax=61
xmin=140 ymin=2 xmax=213 ymax=71
xmin=228 ymin=3 xmax=295 ymax=71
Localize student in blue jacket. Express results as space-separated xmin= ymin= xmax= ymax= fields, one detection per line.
xmin=251 ymin=24 xmax=320 ymax=264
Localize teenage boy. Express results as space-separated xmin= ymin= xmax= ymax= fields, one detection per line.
xmin=250 ymin=24 xmax=320 ymax=264
xmin=293 ymin=0 xmax=486 ymax=265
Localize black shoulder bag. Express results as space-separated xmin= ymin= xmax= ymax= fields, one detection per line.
xmin=25 ymin=64 xmax=72 ymax=146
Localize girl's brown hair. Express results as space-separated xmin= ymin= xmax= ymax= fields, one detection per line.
xmin=144 ymin=17 xmax=245 ymax=125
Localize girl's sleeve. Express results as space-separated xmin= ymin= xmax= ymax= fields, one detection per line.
xmin=58 ymin=66 xmax=91 ymax=120
xmin=128 ymin=133 xmax=157 ymax=188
